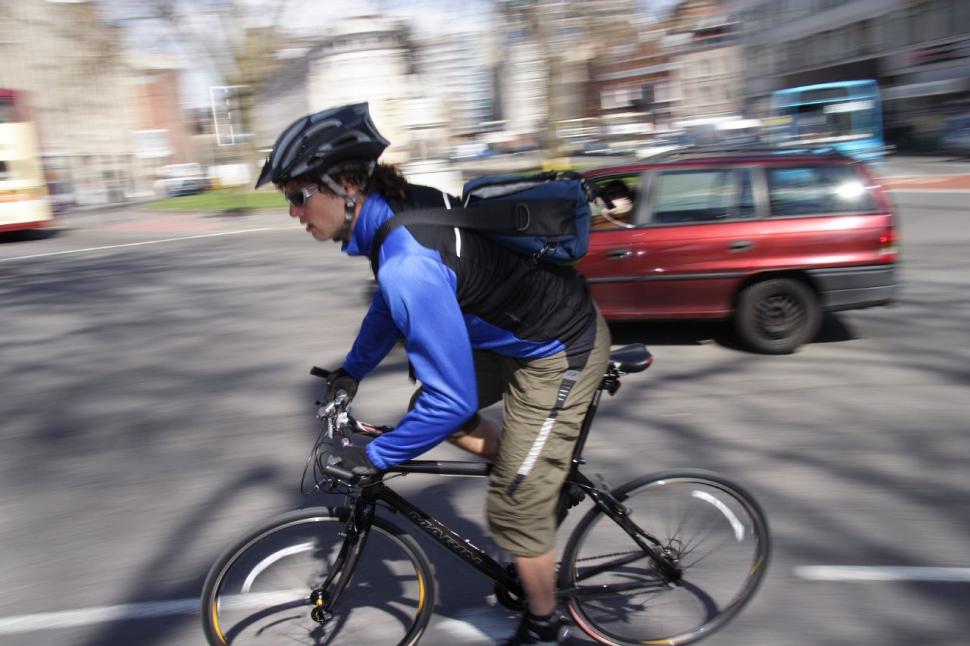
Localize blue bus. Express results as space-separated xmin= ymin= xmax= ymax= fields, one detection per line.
xmin=769 ymin=80 xmax=885 ymax=163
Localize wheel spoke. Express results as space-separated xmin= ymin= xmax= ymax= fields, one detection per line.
xmin=202 ymin=510 xmax=434 ymax=645
xmin=562 ymin=472 xmax=770 ymax=646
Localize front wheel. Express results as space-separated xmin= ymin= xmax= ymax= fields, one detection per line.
xmin=201 ymin=507 xmax=435 ymax=646
xmin=560 ymin=470 xmax=770 ymax=646
xmin=735 ymin=278 xmax=821 ymax=354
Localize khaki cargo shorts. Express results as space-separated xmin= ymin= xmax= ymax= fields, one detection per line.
xmin=465 ymin=313 xmax=611 ymax=557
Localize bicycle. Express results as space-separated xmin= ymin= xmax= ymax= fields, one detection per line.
xmin=201 ymin=343 xmax=771 ymax=645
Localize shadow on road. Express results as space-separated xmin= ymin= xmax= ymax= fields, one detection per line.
xmin=0 ymin=228 xmax=62 ymax=244
xmin=5 ymin=228 xmax=968 ymax=646
xmin=608 ymin=313 xmax=861 ymax=353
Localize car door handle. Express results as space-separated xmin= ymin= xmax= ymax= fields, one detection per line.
xmin=728 ymin=240 xmax=754 ymax=252
xmin=607 ymin=248 xmax=633 ymax=259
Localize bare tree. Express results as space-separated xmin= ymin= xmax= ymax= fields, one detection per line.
xmin=108 ymin=0 xmax=293 ymax=162
xmin=499 ymin=0 xmax=639 ymax=156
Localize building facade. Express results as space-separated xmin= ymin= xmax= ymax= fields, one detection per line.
xmin=738 ymin=0 xmax=970 ymax=149
xmin=0 ymin=1 xmax=140 ymax=205
xmin=669 ymin=7 xmax=743 ymax=120
xmin=254 ymin=15 xmax=439 ymax=164
xmin=415 ymin=32 xmax=493 ymax=137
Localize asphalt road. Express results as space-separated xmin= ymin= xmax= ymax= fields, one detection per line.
xmin=0 ymin=184 xmax=968 ymax=645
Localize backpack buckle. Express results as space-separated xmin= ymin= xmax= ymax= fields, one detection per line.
xmin=513 ymin=203 xmax=531 ymax=232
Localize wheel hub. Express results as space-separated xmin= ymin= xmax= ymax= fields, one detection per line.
xmin=758 ymin=295 xmax=803 ymax=338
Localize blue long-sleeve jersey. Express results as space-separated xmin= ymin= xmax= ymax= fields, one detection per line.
xmin=341 ymin=187 xmax=597 ymax=470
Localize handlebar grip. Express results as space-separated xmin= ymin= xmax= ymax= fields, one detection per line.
xmin=310 ymin=366 xmax=331 ymax=379
xmin=323 ymin=463 xmax=357 ymax=482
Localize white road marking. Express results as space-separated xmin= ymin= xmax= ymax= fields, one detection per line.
xmin=0 ymin=227 xmax=290 ymax=263
xmin=0 ymin=599 xmax=200 ymax=635
xmin=795 ymin=566 xmax=970 ymax=582
xmin=0 ymin=597 xmax=514 ymax=638
xmin=885 ymin=188 xmax=970 ymax=193
xmin=880 ymin=173 xmax=970 ymax=179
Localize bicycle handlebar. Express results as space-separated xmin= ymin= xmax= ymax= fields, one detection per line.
xmin=322 ymin=462 xmax=357 ymax=482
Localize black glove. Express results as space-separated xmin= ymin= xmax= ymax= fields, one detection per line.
xmin=327 ymin=367 xmax=359 ymax=401
xmin=327 ymin=443 xmax=378 ymax=480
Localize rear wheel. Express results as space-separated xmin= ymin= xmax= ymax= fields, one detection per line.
xmin=201 ymin=507 xmax=434 ymax=646
xmin=560 ymin=470 xmax=770 ymax=646
xmin=735 ymin=278 xmax=821 ymax=354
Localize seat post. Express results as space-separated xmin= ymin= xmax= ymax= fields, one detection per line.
xmin=569 ymin=373 xmax=612 ymax=465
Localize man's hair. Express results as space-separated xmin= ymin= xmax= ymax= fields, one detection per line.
xmin=320 ymin=161 xmax=409 ymax=202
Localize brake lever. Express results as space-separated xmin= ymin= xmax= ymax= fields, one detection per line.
xmin=316 ymin=391 xmax=349 ymax=420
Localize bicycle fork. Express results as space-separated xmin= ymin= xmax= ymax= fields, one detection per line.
xmin=308 ymin=502 xmax=376 ymax=624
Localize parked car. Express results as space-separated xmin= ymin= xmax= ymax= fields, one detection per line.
xmin=158 ymin=176 xmax=209 ymax=197
xmin=579 ymin=151 xmax=898 ymax=353
xmin=46 ymin=179 xmax=76 ymax=213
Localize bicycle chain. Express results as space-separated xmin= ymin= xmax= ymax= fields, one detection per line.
xmin=574 ymin=549 xmax=646 ymax=563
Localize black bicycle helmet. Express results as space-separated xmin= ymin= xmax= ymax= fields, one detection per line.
xmin=255 ymin=103 xmax=389 ymax=189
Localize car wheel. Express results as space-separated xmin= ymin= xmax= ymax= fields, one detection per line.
xmin=735 ymin=278 xmax=821 ymax=354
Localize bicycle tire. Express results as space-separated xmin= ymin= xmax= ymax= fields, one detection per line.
xmin=559 ymin=470 xmax=770 ymax=646
xmin=201 ymin=506 xmax=435 ymax=646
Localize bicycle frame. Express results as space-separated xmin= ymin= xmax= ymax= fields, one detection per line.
xmin=311 ymin=363 xmax=679 ymax=619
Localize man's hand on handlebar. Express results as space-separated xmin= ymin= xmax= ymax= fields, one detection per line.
xmin=326 ymin=367 xmax=359 ymax=402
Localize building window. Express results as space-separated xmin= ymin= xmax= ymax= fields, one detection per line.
xmin=889 ymin=9 xmax=914 ymax=47
xmin=924 ymin=0 xmax=953 ymax=42
xmin=601 ymin=86 xmax=641 ymax=110
xmin=959 ymin=0 xmax=970 ymax=32
xmin=860 ymin=20 xmax=875 ymax=55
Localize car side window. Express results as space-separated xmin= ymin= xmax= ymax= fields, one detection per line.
xmin=766 ymin=165 xmax=876 ymax=216
xmin=649 ymin=169 xmax=753 ymax=224
xmin=589 ymin=176 xmax=639 ymax=230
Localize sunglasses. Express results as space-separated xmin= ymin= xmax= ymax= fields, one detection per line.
xmin=283 ymin=184 xmax=319 ymax=207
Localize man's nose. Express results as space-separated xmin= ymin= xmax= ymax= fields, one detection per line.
xmin=289 ymin=204 xmax=303 ymax=218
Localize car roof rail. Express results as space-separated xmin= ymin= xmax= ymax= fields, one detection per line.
xmin=649 ymin=144 xmax=850 ymax=162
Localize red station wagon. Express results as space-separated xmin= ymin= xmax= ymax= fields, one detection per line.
xmin=579 ymin=151 xmax=898 ymax=353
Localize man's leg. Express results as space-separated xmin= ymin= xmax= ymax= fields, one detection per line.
xmin=487 ymin=313 xmax=612 ymax=637
xmin=451 ymin=416 xmax=501 ymax=460
xmin=514 ymin=549 xmax=557 ymax=617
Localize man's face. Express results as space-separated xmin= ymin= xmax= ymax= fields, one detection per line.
xmin=281 ymin=180 xmax=357 ymax=243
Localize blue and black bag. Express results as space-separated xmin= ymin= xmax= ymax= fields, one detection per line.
xmin=370 ymin=171 xmax=593 ymax=275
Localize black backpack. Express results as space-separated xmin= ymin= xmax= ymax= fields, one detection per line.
xmin=370 ymin=171 xmax=593 ymax=275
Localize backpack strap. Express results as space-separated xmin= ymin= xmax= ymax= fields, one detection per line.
xmin=369 ymin=196 xmax=574 ymax=276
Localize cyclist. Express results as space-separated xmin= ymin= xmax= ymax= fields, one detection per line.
xmin=256 ymin=103 xmax=611 ymax=645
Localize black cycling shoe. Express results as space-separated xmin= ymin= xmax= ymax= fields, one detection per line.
xmin=502 ymin=611 xmax=572 ymax=645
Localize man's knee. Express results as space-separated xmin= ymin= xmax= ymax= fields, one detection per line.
xmin=486 ymin=487 xmax=558 ymax=557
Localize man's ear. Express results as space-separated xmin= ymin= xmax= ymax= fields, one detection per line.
xmin=342 ymin=180 xmax=361 ymax=198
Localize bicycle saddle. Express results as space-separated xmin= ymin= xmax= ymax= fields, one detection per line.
xmin=609 ymin=344 xmax=653 ymax=373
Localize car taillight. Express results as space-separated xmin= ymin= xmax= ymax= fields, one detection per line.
xmin=879 ymin=225 xmax=898 ymax=260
